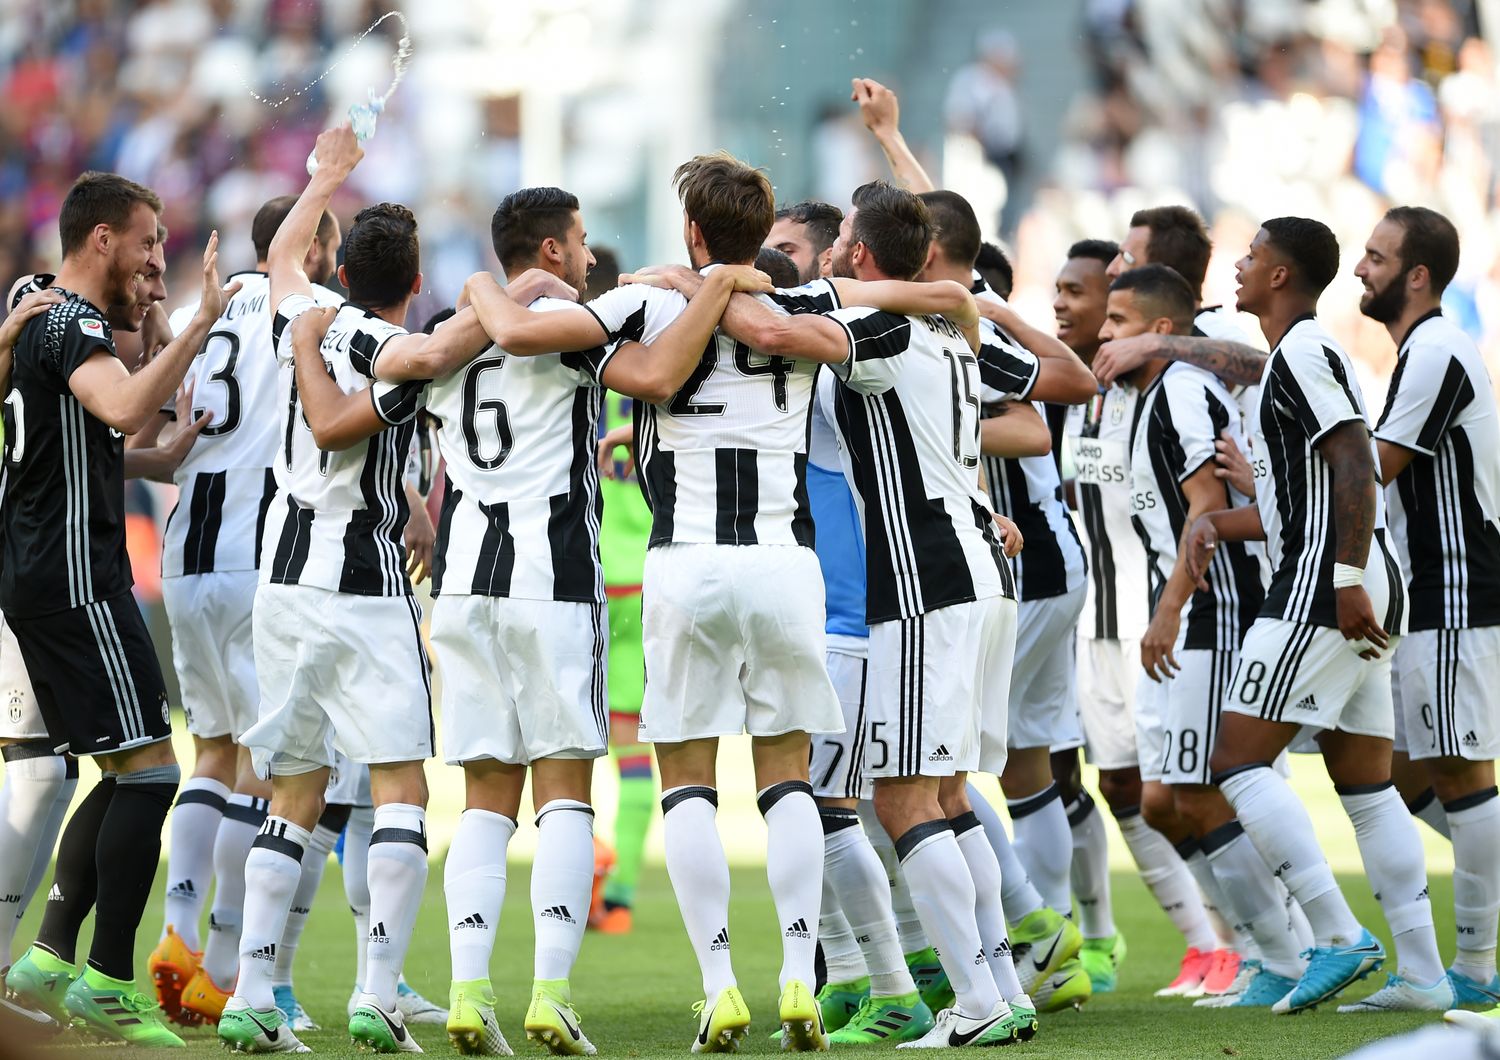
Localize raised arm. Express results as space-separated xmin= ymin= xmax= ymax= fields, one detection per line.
xmin=979 ymin=401 xmax=1052 ymax=458
xmin=269 ymin=125 xmax=362 ymax=310
xmin=978 ymin=300 xmax=1095 ymax=403
xmin=1095 ymin=332 xmax=1268 ymax=388
xmin=69 ymin=232 xmax=236 ymax=434
xmin=291 ymin=306 xmax=386 ymax=450
xmin=853 ymin=77 xmax=936 ymax=193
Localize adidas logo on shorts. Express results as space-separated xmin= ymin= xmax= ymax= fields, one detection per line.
xmin=454 ymin=913 xmax=487 ymax=931
xmin=927 ymin=744 xmax=954 ymax=763
xmin=249 ymin=943 xmax=276 ymax=962
xmin=1464 ymin=731 xmax=1480 ymax=748
xmin=710 ymin=927 xmax=730 ymax=952
xmin=785 ymin=918 xmax=810 ymax=939
xmin=1293 ymin=695 xmax=1317 ymax=711
xmin=541 ymin=905 xmax=575 ymax=924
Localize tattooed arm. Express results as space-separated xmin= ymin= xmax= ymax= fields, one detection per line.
xmin=1317 ymin=420 xmax=1388 ymax=658
xmin=1094 ymin=333 xmax=1267 ymax=387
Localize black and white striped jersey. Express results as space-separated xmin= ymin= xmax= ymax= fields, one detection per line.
xmin=822 ymin=306 xmax=1014 ymax=625
xmin=1252 ymin=314 xmax=1404 ymax=629
xmin=260 ymin=293 xmax=427 ymax=597
xmin=977 ymin=321 xmax=1087 ymax=602
xmin=427 ymin=296 xmax=615 ymax=602
xmin=1129 ymin=362 xmax=1264 ymax=650
xmin=161 ymin=275 xmax=343 ymax=577
xmin=1375 ymin=310 xmax=1500 ymax=630
xmin=1 ymin=290 xmax=132 ymax=618
xmin=583 ymin=274 xmax=837 ymax=549
xmin=1066 ymin=388 xmax=1150 ymax=640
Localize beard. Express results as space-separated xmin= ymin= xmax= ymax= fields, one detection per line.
xmin=105 ymin=253 xmax=140 ymax=307
xmin=831 ymin=245 xmax=855 ymax=279
xmin=1360 ymin=271 xmax=1410 ymax=324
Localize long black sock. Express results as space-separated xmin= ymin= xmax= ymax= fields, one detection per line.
xmin=87 ymin=766 xmax=178 ymax=980
xmin=34 ymin=776 xmax=115 ymax=964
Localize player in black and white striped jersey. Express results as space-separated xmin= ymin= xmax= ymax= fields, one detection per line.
xmin=1096 ymin=216 xmax=1445 ymax=1015
xmin=1355 ymin=207 xmax=1500 ymax=1012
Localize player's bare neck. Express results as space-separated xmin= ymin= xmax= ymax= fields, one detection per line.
xmin=918 ymin=257 xmax=969 ymax=287
xmin=1259 ymin=298 xmax=1316 ymax=350
xmin=51 ymin=261 xmax=109 ymax=312
xmin=1387 ymin=295 xmax=1442 ymax=347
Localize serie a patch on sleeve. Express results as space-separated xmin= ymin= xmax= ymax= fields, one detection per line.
xmin=79 ymin=317 xmax=105 ymax=338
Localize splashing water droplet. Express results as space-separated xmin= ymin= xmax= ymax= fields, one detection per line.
xmin=246 ymin=10 xmax=412 ymax=110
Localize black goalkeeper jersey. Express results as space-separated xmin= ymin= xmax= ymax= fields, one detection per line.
xmin=1 ymin=288 xmax=133 ymax=617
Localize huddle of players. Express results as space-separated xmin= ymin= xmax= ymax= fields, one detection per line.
xmin=1 ymin=76 xmax=1498 ymax=1058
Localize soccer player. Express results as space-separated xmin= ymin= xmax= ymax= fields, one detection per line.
xmin=1102 ymin=265 xmax=1311 ymax=1007
xmin=1354 ymin=207 xmax=1500 ymax=1010
xmin=766 ymin=201 xmax=844 ymax=284
xmin=145 ymin=195 xmax=346 ymax=1029
xmin=214 ymin=126 xmax=475 ymax=1053
xmin=1 ymin=172 xmax=234 ymax=1048
xmin=1096 ymin=216 xmax=1448 ymax=1014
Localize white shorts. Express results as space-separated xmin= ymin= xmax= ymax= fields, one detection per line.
xmin=325 ymin=752 xmax=371 ymax=806
xmin=0 ymin=614 xmax=44 ymax=741
xmin=1224 ymin=618 xmax=1397 ymax=740
xmin=162 ymin=571 xmax=259 ymax=739
xmin=243 ymin=584 xmax=433 ymax=777
xmin=1007 ymin=587 xmax=1086 ymax=751
xmin=1077 ymin=636 xmax=1139 ymax=770
xmin=1135 ymin=648 xmax=1235 ymax=785
xmin=810 ymin=647 xmax=873 ymax=800
xmin=432 ymin=595 xmax=608 ymax=766
xmin=638 ymin=544 xmax=842 ymax=743
xmin=1392 ymin=626 xmax=1500 ymax=761
xmin=864 ymin=595 xmax=1016 ymax=780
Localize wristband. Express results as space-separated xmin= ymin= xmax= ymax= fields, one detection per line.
xmin=1332 ymin=563 xmax=1364 ymax=589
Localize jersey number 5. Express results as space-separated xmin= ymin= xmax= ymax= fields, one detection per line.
xmin=462 ymin=360 xmax=514 ymax=470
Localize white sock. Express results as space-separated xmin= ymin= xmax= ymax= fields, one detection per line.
xmin=364 ymin=803 xmax=429 ymax=1009
xmin=1008 ymin=784 xmax=1073 ymax=913
xmin=273 ymin=817 xmax=336 ymax=988
xmin=1410 ymin=788 xmax=1453 ymax=840
xmin=761 ymin=782 xmax=823 ymax=990
xmin=532 ymin=800 xmax=594 ymax=982
xmin=202 ymin=793 xmax=267 ymax=989
xmin=1066 ymin=791 xmax=1114 ymax=938
xmin=1338 ymin=783 xmax=1443 ymax=984
xmin=445 ymin=808 xmax=514 ymax=983
xmin=860 ymin=802 xmax=928 ymax=952
xmin=344 ymin=805 xmax=374 ymax=992
xmin=822 ymin=809 xmax=913 ymax=997
xmin=1219 ymin=766 xmax=1362 ymax=947
xmin=161 ymin=776 xmax=229 ymax=951
xmin=663 ymin=787 xmax=735 ymax=997
xmin=1182 ymin=843 xmax=1239 ymax=950
xmin=820 ymin=903 xmax=866 ymax=985
xmin=897 ymin=820 xmax=1000 ymax=1016
xmin=1115 ymin=808 xmax=1216 ymax=950
xmin=1448 ymin=788 xmax=1500 ymax=983
xmin=0 ymin=747 xmax=72 ymax=962
xmin=1201 ymin=822 xmax=1306 ymax=979
xmin=954 ymin=816 xmax=1023 ymax=998
xmin=966 ymin=782 xmax=1046 ymax=920
xmin=1285 ymin=883 xmax=1315 ymax=950
xmin=235 ymin=817 xmax=309 ymax=1011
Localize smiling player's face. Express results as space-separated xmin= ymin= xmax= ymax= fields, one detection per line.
xmin=105 ymin=202 xmax=159 ymax=309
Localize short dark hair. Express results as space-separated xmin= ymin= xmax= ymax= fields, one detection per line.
xmin=850 ymin=180 xmax=933 ymax=281
xmin=1260 ymin=216 xmax=1340 ymax=297
xmin=775 ymin=201 xmax=843 ymax=255
xmin=976 ymin=241 xmax=1013 ymax=299
xmin=674 ymin=152 xmax=775 ymax=264
xmin=491 ymin=187 xmax=580 ymax=274
xmin=343 ymin=203 xmax=420 ymax=309
xmin=918 ymin=190 xmax=982 ymax=269
xmin=59 ymin=171 xmax=163 ymax=257
xmin=1067 ymin=238 xmax=1119 ymax=268
xmin=252 ymin=195 xmax=336 ymax=261
xmin=1129 ymin=205 xmax=1211 ymax=300
xmin=583 ymin=246 xmax=621 ymax=303
xmin=422 ymin=307 xmax=455 ymax=334
xmin=754 ymin=245 xmax=801 ymax=289
xmin=1109 ymin=264 xmax=1197 ymax=327
xmin=1384 ymin=205 xmax=1460 ymax=296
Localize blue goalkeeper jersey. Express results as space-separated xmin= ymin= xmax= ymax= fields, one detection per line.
xmin=808 ymin=388 xmax=867 ymax=641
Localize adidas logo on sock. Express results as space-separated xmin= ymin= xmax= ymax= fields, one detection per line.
xmin=1293 ymin=695 xmax=1317 ymax=711
xmin=927 ymin=744 xmax=954 ymax=763
xmin=370 ymin=922 xmax=390 ymax=944
xmin=454 ymin=913 xmax=488 ymax=931
xmin=710 ymin=927 xmax=730 ymax=952
xmin=784 ymin=918 xmax=810 ymax=939
xmin=249 ymin=943 xmax=276 ymax=962
xmin=47 ymin=884 xmax=62 ymax=902
xmin=541 ymin=905 xmax=576 ymax=924
xmin=972 ymin=949 xmax=986 ymax=966
xmin=995 ymin=940 xmax=1012 ymax=959
xmin=167 ymin=880 xmax=197 ymax=899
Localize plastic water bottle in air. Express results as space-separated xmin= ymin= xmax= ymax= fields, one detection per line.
xmin=306 ymin=92 xmax=385 ymax=175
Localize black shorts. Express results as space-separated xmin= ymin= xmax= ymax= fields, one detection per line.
xmin=7 ymin=593 xmax=171 ymax=755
